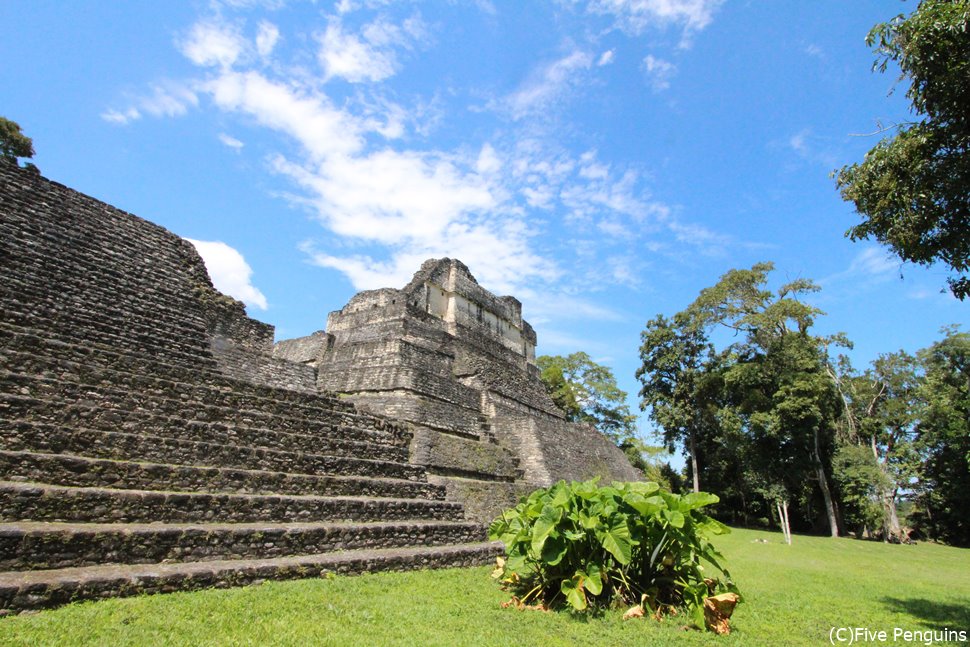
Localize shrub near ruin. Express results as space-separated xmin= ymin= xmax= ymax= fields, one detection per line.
xmin=488 ymin=480 xmax=740 ymax=631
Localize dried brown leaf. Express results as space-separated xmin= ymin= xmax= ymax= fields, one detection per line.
xmin=622 ymin=605 xmax=645 ymax=620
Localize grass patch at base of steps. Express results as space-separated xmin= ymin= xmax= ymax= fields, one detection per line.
xmin=2 ymin=527 xmax=968 ymax=646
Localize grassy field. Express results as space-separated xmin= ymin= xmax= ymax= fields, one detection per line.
xmin=1 ymin=527 xmax=968 ymax=646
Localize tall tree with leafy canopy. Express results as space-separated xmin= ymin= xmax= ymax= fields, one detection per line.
xmin=687 ymin=262 xmax=846 ymax=537
xmin=830 ymin=352 xmax=921 ymax=541
xmin=536 ymin=352 xmax=637 ymax=446
xmin=637 ymin=311 xmax=716 ymax=493
xmin=912 ymin=327 xmax=970 ymax=546
xmin=835 ymin=0 xmax=970 ymax=298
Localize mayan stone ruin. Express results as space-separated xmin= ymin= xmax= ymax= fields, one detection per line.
xmin=0 ymin=162 xmax=639 ymax=611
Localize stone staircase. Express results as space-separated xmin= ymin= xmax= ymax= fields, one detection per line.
xmin=0 ymin=164 xmax=500 ymax=613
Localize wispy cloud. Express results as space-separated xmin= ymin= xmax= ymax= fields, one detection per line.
xmin=318 ymin=14 xmax=427 ymax=83
xmin=101 ymin=81 xmax=198 ymax=124
xmin=784 ymin=128 xmax=840 ymax=170
xmin=187 ymin=238 xmax=268 ymax=310
xmin=179 ymin=20 xmax=247 ymax=68
xmin=643 ymin=54 xmax=676 ymax=91
xmin=583 ymin=0 xmax=724 ymax=40
xmin=495 ymin=50 xmax=594 ymax=120
xmin=820 ymin=247 xmax=902 ymax=290
xmin=218 ymin=133 xmax=245 ymax=150
xmin=255 ymin=21 xmax=280 ymax=58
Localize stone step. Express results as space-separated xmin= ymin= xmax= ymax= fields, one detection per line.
xmin=1 ymin=276 xmax=212 ymax=360
xmin=0 ymin=198 xmax=208 ymax=293
xmin=0 ymin=481 xmax=465 ymax=525
xmin=0 ymin=422 xmax=424 ymax=482
xmin=0 ymin=450 xmax=442 ymax=501
xmin=0 ymin=320 xmax=358 ymax=417
xmin=0 ymin=370 xmax=406 ymax=449
xmin=0 ymin=326 xmax=400 ymax=443
xmin=0 ymin=519 xmax=483 ymax=571
xmin=0 ymin=541 xmax=503 ymax=613
xmin=0 ymin=322 xmax=220 ymax=390
xmin=1 ymin=231 xmax=209 ymax=308
xmin=1 ymin=259 xmax=209 ymax=330
xmin=0 ymin=393 xmax=410 ymax=463
xmin=0 ymin=305 xmax=212 ymax=367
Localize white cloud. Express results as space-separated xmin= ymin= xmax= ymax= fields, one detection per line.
xmin=499 ymin=50 xmax=594 ymax=120
xmin=179 ymin=20 xmax=246 ymax=68
xmin=643 ymin=55 xmax=676 ymax=91
xmin=820 ymin=247 xmax=902 ymax=290
xmin=255 ymin=21 xmax=280 ymax=57
xmin=101 ymin=107 xmax=141 ymax=125
xmin=187 ymin=239 xmax=268 ymax=310
xmin=522 ymin=290 xmax=627 ymax=325
xmin=218 ymin=133 xmax=245 ymax=150
xmin=789 ymin=130 xmax=809 ymax=156
xmin=141 ymin=82 xmax=199 ymax=117
xmin=597 ymin=49 xmax=615 ymax=66
xmin=319 ymin=20 xmax=397 ymax=82
xmin=317 ymin=15 xmax=426 ymax=83
xmin=476 ymin=143 xmax=502 ymax=175
xmin=848 ymin=247 xmax=900 ymax=278
xmin=785 ymin=128 xmax=840 ymax=169
xmin=205 ymin=71 xmax=364 ymax=159
xmin=277 ymin=149 xmax=496 ymax=244
xmin=586 ymin=0 xmax=724 ymax=34
xmin=804 ymin=43 xmax=824 ymax=59
xmin=101 ymin=82 xmax=197 ymax=125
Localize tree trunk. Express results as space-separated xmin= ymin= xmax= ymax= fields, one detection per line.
xmin=776 ymin=500 xmax=792 ymax=544
xmin=782 ymin=500 xmax=792 ymax=545
xmin=883 ymin=486 xmax=902 ymax=541
xmin=689 ymin=432 xmax=700 ymax=493
xmin=870 ymin=435 xmax=902 ymax=541
xmin=813 ymin=427 xmax=839 ymax=537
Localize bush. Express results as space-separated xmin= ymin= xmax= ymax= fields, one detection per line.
xmin=488 ymin=479 xmax=740 ymax=629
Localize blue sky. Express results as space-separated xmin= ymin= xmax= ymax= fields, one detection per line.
xmin=4 ymin=1 xmax=965 ymax=450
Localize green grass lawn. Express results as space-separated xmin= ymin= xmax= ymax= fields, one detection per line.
xmin=2 ymin=527 xmax=968 ymax=646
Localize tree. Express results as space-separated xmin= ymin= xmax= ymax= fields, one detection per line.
xmin=835 ymin=0 xmax=970 ymax=298
xmin=912 ymin=328 xmax=970 ymax=546
xmin=830 ymin=352 xmax=921 ymax=542
xmin=536 ymin=352 xmax=637 ymax=445
xmin=685 ymin=263 xmax=845 ymax=537
xmin=0 ymin=116 xmax=35 ymax=165
xmin=636 ymin=311 xmax=716 ymax=493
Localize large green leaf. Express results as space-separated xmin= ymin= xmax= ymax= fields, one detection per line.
xmin=622 ymin=481 xmax=661 ymax=497
xmin=531 ymin=504 xmax=563 ymax=555
xmin=681 ymin=491 xmax=720 ymax=511
xmin=664 ymin=509 xmax=685 ymax=529
xmin=561 ymin=574 xmax=587 ymax=611
xmin=573 ymin=478 xmax=601 ymax=500
xmin=623 ymin=493 xmax=662 ymax=518
xmin=541 ymin=532 xmax=568 ymax=565
xmin=598 ymin=516 xmax=634 ymax=564
xmin=584 ymin=564 xmax=604 ymax=596
xmin=696 ymin=516 xmax=731 ymax=536
xmin=577 ymin=511 xmax=601 ymax=531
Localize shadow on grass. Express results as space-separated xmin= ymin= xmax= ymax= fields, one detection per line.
xmin=881 ymin=597 xmax=970 ymax=629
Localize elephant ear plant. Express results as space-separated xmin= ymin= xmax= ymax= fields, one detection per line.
xmin=488 ymin=479 xmax=741 ymax=632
